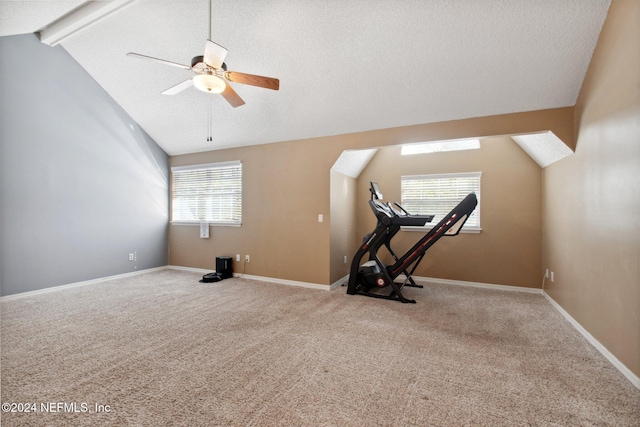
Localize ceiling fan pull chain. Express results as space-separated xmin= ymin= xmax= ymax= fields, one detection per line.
xmin=209 ymin=97 xmax=213 ymax=142
xmin=208 ymin=0 xmax=212 ymax=40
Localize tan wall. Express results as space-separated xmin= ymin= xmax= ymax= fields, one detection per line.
xmin=169 ymin=137 xmax=335 ymax=285
xmin=170 ymin=108 xmax=573 ymax=287
xmin=543 ymin=0 xmax=639 ymax=377
xmin=356 ymin=136 xmax=542 ymax=288
xmin=329 ymin=171 xmax=357 ymax=284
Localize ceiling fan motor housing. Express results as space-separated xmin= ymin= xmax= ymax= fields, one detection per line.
xmin=191 ymin=55 xmax=227 ymax=73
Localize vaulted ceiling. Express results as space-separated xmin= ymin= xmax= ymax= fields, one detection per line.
xmin=1 ymin=0 xmax=611 ymax=155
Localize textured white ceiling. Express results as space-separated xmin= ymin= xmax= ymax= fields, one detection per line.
xmin=0 ymin=1 xmax=85 ymax=37
xmin=512 ymin=131 xmax=574 ymax=167
xmin=2 ymin=0 xmax=611 ymax=155
xmin=332 ymin=149 xmax=378 ymax=179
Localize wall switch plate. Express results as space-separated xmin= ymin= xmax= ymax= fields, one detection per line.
xmin=318 ymin=214 xmax=323 ymax=222
xmin=236 ymin=254 xmax=240 ymax=262
xmin=199 ymin=222 xmax=209 ymax=238
xmin=551 ymin=271 xmax=554 ymax=282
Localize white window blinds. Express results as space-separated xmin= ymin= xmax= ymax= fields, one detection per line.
xmin=401 ymin=172 xmax=481 ymax=229
xmin=171 ymin=161 xmax=242 ymax=225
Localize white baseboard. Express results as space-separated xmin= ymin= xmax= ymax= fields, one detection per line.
xmin=6 ymin=266 xmax=637 ymax=390
xmin=167 ymin=265 xmax=211 ymax=274
xmin=236 ymin=273 xmax=329 ymax=291
xmin=411 ymin=275 xmax=639 ymax=389
xmin=0 ymin=266 xmax=167 ymax=301
xmin=167 ymin=266 xmax=330 ymax=291
xmin=407 ymin=275 xmax=543 ymax=294
xmin=330 ymin=274 xmax=349 ymax=290
xmin=543 ymin=292 xmax=640 ymax=390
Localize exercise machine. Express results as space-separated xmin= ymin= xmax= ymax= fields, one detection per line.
xmin=365 ymin=182 xmax=432 ymax=290
xmin=347 ymin=182 xmax=477 ymax=303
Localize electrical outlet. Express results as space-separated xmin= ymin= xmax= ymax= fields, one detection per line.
xmin=128 ymin=253 xmax=134 ymax=261
xmin=545 ymin=268 xmax=549 ymax=278
xmin=245 ymin=255 xmax=250 ymax=263
xmin=236 ymin=254 xmax=240 ymax=262
xmin=551 ymin=271 xmax=554 ymax=282
xmin=344 ymin=255 xmax=348 ymax=264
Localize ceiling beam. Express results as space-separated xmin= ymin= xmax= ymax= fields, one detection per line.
xmin=38 ymin=0 xmax=138 ymax=47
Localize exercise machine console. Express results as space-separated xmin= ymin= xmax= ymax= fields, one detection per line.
xmin=346 ymin=182 xmax=477 ymax=303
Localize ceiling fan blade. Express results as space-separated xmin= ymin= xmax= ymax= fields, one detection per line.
xmin=204 ymin=40 xmax=228 ymax=69
xmin=220 ymin=83 xmax=245 ymax=108
xmin=127 ymin=52 xmax=191 ymax=70
xmin=161 ymin=79 xmax=194 ymax=95
xmin=224 ymin=71 xmax=279 ymax=91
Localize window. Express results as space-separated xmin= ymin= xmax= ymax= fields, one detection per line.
xmin=401 ymin=172 xmax=481 ymax=231
xmin=401 ymin=139 xmax=480 ymax=155
xmin=171 ymin=161 xmax=242 ymax=225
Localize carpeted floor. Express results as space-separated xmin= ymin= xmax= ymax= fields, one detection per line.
xmin=1 ymin=269 xmax=639 ymax=426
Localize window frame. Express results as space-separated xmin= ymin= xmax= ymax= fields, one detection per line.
xmin=400 ymin=171 xmax=481 ymax=233
xmin=401 ymin=138 xmax=480 ymax=155
xmin=170 ymin=161 xmax=242 ymax=227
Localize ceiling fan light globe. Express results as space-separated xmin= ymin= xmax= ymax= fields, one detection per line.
xmin=193 ymin=74 xmax=226 ymax=94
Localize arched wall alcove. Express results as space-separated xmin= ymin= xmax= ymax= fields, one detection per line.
xmin=329 ymin=130 xmax=572 ymax=288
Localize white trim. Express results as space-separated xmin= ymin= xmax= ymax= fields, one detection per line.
xmin=167 ymin=265 xmax=211 ymax=274
xmin=330 ymin=274 xmax=350 ymax=290
xmin=235 ymin=274 xmax=329 ymax=291
xmin=1 ymin=266 xmax=332 ymax=300
xmin=170 ymin=161 xmax=242 ymax=225
xmin=169 ymin=222 xmax=241 ymax=227
xmin=170 ymin=160 xmax=241 ymax=172
xmin=166 ymin=266 xmax=330 ymax=291
xmin=4 ymin=266 xmax=637 ymax=389
xmin=410 ymin=275 xmax=542 ymax=294
xmin=38 ymin=0 xmax=138 ymax=46
xmin=413 ymin=276 xmax=639 ymax=389
xmin=401 ymin=139 xmax=481 ymax=156
xmin=403 ymin=171 xmax=482 ymax=180
xmin=543 ymin=292 xmax=640 ymax=390
xmin=0 ymin=266 xmax=167 ymax=301
xmin=401 ymin=172 xmax=482 ymax=229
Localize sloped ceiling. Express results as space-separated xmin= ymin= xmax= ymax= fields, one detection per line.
xmin=512 ymin=132 xmax=574 ymax=167
xmin=1 ymin=0 xmax=611 ymax=156
xmin=332 ymin=149 xmax=378 ymax=179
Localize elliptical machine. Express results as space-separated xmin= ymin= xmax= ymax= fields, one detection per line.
xmin=347 ymin=182 xmax=478 ymax=303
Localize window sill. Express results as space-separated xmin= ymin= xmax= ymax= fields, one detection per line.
xmin=401 ymin=226 xmax=481 ymax=234
xmin=170 ymin=222 xmax=241 ymax=227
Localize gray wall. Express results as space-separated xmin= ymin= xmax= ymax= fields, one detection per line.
xmin=0 ymin=34 xmax=169 ymax=296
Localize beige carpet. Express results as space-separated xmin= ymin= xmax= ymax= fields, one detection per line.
xmin=1 ymin=269 xmax=638 ymax=426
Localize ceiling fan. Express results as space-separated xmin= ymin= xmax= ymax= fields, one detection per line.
xmin=126 ymin=2 xmax=279 ymax=108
